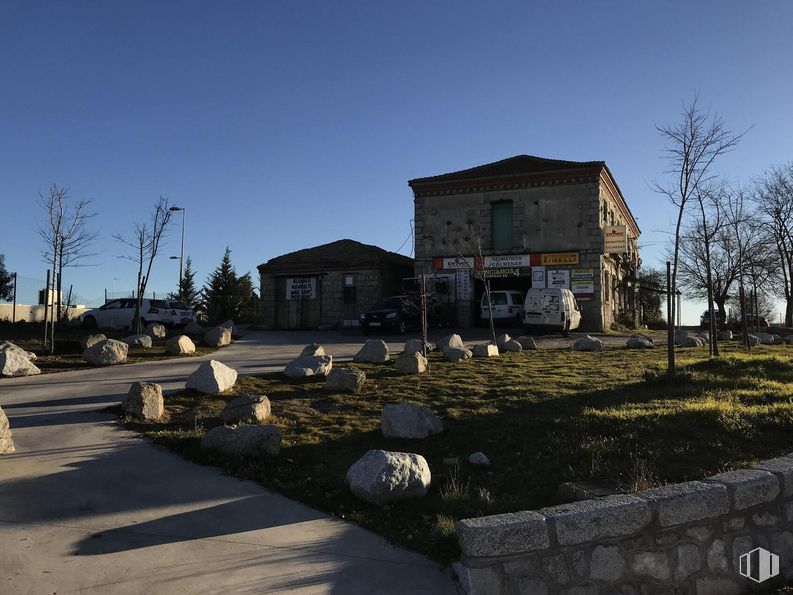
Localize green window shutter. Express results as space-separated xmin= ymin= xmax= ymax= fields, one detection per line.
xmin=491 ymin=202 xmax=513 ymax=250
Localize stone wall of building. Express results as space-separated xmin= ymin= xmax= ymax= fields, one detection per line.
xmin=319 ymin=269 xmax=382 ymax=327
xmin=456 ymin=455 xmax=793 ymax=594
xmin=414 ymin=180 xmax=615 ymax=331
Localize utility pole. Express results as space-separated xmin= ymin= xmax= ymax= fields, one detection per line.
xmin=43 ymin=269 xmax=50 ymax=348
xmin=666 ymin=261 xmax=675 ymax=374
xmin=11 ymin=272 xmax=17 ymax=323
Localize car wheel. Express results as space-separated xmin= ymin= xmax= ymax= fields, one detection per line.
xmin=562 ymin=322 xmax=570 ymax=338
xmin=398 ymin=320 xmax=407 ymax=334
xmin=82 ymin=316 xmax=97 ymax=330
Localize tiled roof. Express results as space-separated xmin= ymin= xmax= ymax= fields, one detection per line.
xmin=258 ymin=239 xmax=413 ymax=273
xmin=408 ymin=154 xmax=604 ymax=186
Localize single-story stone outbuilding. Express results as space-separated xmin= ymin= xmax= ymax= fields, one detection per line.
xmin=258 ymin=239 xmax=414 ymax=330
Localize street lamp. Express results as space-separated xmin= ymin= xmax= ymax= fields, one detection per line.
xmin=169 ymin=206 xmax=186 ymax=299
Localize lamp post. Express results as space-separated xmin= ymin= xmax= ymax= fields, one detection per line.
xmin=169 ymin=206 xmax=185 ymax=299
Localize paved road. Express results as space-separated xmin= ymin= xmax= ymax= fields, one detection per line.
xmin=0 ymin=331 xmax=459 ymax=595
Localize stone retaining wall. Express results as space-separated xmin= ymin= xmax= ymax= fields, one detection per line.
xmin=456 ymin=454 xmax=793 ymax=594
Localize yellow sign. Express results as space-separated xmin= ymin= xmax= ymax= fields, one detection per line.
xmin=604 ymin=225 xmax=628 ymax=254
xmin=540 ymin=252 xmax=579 ymax=266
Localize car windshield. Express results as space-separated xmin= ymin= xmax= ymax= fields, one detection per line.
xmin=375 ymin=297 xmax=403 ymax=310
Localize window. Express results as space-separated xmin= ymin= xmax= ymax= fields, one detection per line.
xmin=491 ymin=202 xmax=513 ymax=250
xmin=486 ymin=292 xmax=508 ymax=306
xmin=604 ymin=272 xmax=610 ymax=302
xmin=343 ymin=274 xmax=357 ymax=305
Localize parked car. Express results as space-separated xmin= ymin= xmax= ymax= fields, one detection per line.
xmin=734 ymin=314 xmax=770 ymax=329
xmin=522 ymin=287 xmax=581 ymax=336
xmin=359 ymin=296 xmax=417 ymax=334
xmin=80 ymin=298 xmax=176 ymax=330
xmin=480 ymin=290 xmax=525 ymax=324
xmin=699 ymin=309 xmax=725 ymax=329
xmin=168 ymin=301 xmax=197 ymax=327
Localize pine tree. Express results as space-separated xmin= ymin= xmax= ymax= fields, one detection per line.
xmin=0 ymin=255 xmax=13 ymax=301
xmin=169 ymin=256 xmax=199 ymax=306
xmin=202 ymin=247 xmax=252 ymax=324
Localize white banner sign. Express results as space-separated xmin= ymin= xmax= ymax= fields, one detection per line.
xmin=570 ymin=268 xmax=594 ymax=294
xmin=548 ymin=269 xmax=570 ymax=288
xmin=484 ymin=254 xmax=531 ymax=268
xmin=286 ymin=277 xmax=316 ymax=300
xmin=531 ymin=266 xmax=546 ymax=288
xmin=441 ymin=256 xmax=475 ymax=269
xmin=455 ymin=270 xmax=472 ymax=301
xmin=604 ymin=225 xmax=628 ymax=254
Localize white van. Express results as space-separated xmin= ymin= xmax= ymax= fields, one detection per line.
xmin=480 ymin=290 xmax=524 ymax=323
xmin=522 ymin=287 xmax=581 ymax=336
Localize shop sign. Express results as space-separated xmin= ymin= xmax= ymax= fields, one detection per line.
xmin=604 ymin=225 xmax=628 ymax=254
xmin=483 ymin=254 xmax=531 ymax=268
xmin=483 ymin=267 xmax=525 ymax=278
xmin=455 ymin=270 xmax=472 ymax=301
xmin=538 ymin=252 xmax=579 ymax=266
xmin=286 ymin=277 xmax=316 ymax=300
xmin=433 ymin=256 xmax=475 ymax=269
xmin=548 ymin=269 xmax=570 ymax=288
xmin=531 ymin=266 xmax=546 ymax=288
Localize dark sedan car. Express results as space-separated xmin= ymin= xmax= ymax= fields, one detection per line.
xmin=359 ymin=296 xmax=418 ymax=334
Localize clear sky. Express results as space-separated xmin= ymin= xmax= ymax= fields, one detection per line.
xmin=1 ymin=1 xmax=791 ymax=323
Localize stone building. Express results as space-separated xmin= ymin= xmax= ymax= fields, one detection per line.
xmin=408 ymin=155 xmax=640 ymax=332
xmin=257 ymin=239 xmax=414 ymax=330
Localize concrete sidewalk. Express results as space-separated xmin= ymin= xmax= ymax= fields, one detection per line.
xmin=0 ymin=331 xmax=458 ymax=594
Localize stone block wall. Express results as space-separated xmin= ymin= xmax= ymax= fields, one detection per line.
xmin=456 ymin=454 xmax=793 ymax=594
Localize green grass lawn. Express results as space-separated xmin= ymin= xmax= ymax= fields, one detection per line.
xmin=125 ymin=342 xmax=793 ymax=563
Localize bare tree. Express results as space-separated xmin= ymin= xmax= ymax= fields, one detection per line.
xmin=755 ymin=163 xmax=793 ymax=327
xmin=654 ymin=94 xmax=747 ymax=369
xmin=38 ymin=185 xmax=98 ymax=349
xmin=115 ymin=198 xmax=173 ymax=334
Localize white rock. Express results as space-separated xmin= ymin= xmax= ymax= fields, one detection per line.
xmin=718 ymin=331 xmax=733 ymax=341
xmin=437 ymin=334 xmax=465 ymax=351
xmin=381 ymin=403 xmax=443 ymax=439
xmin=325 ymin=368 xmax=366 ymax=392
xmin=469 ymin=452 xmax=490 ymax=466
xmin=122 ymin=334 xmax=153 ymax=348
xmin=0 ymin=406 xmax=15 ymax=454
xmin=496 ymin=333 xmax=512 ymax=349
xmin=403 ymin=339 xmax=435 ymax=354
xmin=443 ymin=346 xmax=473 ymax=362
xmin=747 ymin=335 xmax=761 ymax=346
xmin=346 ymin=449 xmax=431 ymax=505
xmin=145 ymin=323 xmax=166 ymax=339
xmin=516 ymin=336 xmax=537 ymax=350
xmin=626 ymin=335 xmax=655 ymax=349
xmin=83 ymin=339 xmax=128 ymax=366
xmin=0 ymin=341 xmax=37 ymax=361
xmin=122 ymin=382 xmax=164 ymax=421
xmin=394 ymin=351 xmax=428 ymax=374
xmin=696 ymin=332 xmax=710 ymax=342
xmin=676 ymin=335 xmax=705 ymax=347
xmin=166 ymin=335 xmax=196 ymax=355
xmin=501 ymin=339 xmax=522 ymax=352
xmin=300 ymin=344 xmax=325 ymax=357
xmin=284 ymin=354 xmax=333 ymax=378
xmin=573 ymin=335 xmax=604 ymax=352
xmin=353 ymin=339 xmax=390 ymax=364
xmin=472 ymin=344 xmax=499 ymax=358
xmin=82 ymin=334 xmax=107 ymax=350
xmin=220 ymin=395 xmax=271 ymax=424
xmin=186 ymin=360 xmax=238 ymax=393
xmin=201 ymin=424 xmax=282 ymax=457
xmin=0 ymin=350 xmax=41 ymax=377
xmin=184 ymin=321 xmax=203 ymax=334
xmin=219 ymin=319 xmax=239 ymax=336
xmin=204 ymin=326 xmax=232 ymax=347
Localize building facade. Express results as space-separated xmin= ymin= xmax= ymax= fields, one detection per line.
xmin=408 ymin=155 xmax=640 ymax=332
xmin=258 ymin=239 xmax=414 ymax=330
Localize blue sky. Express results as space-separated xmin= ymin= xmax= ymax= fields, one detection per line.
xmin=1 ymin=1 xmax=791 ymax=322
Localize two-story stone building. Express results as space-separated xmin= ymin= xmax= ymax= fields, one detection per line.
xmin=408 ymin=155 xmax=640 ymax=332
